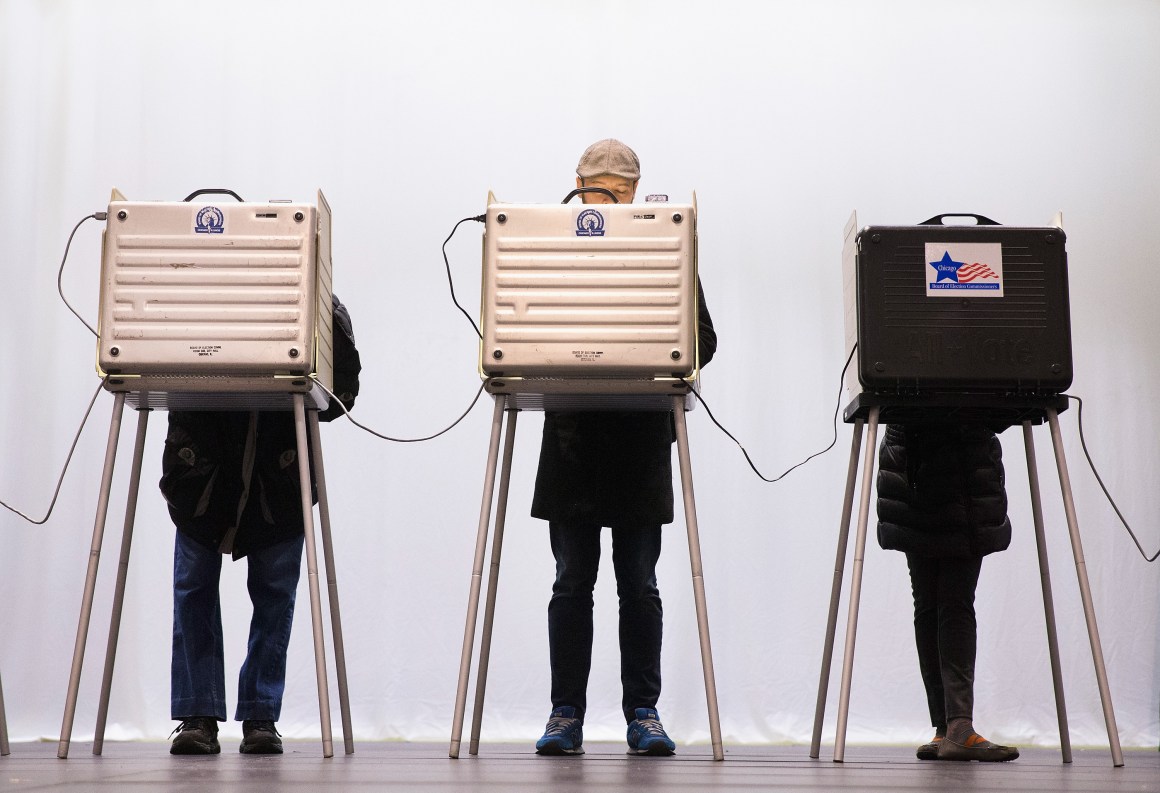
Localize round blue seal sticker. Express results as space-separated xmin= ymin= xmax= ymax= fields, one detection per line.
xmin=195 ymin=206 xmax=225 ymax=234
xmin=575 ymin=208 xmax=605 ymax=237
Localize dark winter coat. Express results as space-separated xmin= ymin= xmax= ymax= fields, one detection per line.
xmin=158 ymin=296 xmax=360 ymax=558
xmin=531 ymin=282 xmax=717 ymax=527
xmin=876 ymin=423 xmax=1011 ymax=558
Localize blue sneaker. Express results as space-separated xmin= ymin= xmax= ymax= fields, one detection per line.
xmin=626 ymin=707 xmax=676 ymax=756
xmin=535 ymin=706 xmax=584 ymax=755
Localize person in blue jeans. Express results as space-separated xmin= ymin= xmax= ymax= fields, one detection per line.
xmin=161 ymin=297 xmax=359 ymax=755
xmin=531 ymin=140 xmax=717 ymax=756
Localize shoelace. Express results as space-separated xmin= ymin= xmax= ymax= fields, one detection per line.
xmin=543 ymin=717 xmax=577 ymax=736
xmin=634 ymin=719 xmax=667 ymax=738
xmin=169 ymin=718 xmax=213 ymax=739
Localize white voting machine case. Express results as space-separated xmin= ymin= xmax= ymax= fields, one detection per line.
xmin=96 ymin=189 xmax=334 ymax=410
xmin=480 ymin=193 xmax=701 ymax=409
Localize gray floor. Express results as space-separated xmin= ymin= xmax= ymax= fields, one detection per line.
xmin=1 ymin=741 xmax=1155 ymax=792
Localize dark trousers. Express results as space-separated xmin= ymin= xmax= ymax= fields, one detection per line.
xmin=171 ymin=532 xmax=303 ymax=722
xmin=547 ymin=521 xmax=663 ymax=723
xmin=906 ymin=553 xmax=983 ymax=730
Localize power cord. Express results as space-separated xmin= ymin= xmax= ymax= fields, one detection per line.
xmin=1066 ymin=394 xmax=1159 ymax=562
xmin=0 ymin=380 xmax=104 ymax=524
xmin=443 ymin=214 xmax=486 ymax=339
xmin=58 ymin=211 xmax=106 ymax=337
xmin=316 ymin=379 xmax=488 ymax=442
xmin=691 ymin=345 xmax=857 ymax=483
xmin=0 ymin=377 xmax=484 ymax=519
xmin=8 ymin=207 xmax=483 ymax=525
xmin=3 ymin=211 xmax=108 ymax=519
xmin=2 ymin=212 xmax=110 ymax=523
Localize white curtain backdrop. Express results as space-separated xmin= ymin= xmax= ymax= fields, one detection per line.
xmin=1 ymin=0 xmax=1157 ymax=749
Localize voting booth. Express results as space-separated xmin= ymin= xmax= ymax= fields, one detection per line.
xmin=57 ymin=189 xmax=352 ymax=758
xmin=810 ymin=212 xmax=1122 ymax=766
xmin=449 ymin=192 xmax=723 ymax=760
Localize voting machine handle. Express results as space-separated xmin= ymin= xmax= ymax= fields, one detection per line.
xmin=561 ymin=187 xmax=619 ymax=204
xmin=918 ymin=212 xmax=1001 ymax=226
xmin=182 ymin=188 xmax=246 ymax=203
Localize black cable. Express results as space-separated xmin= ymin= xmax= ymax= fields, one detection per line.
xmin=561 ymin=187 xmax=619 ymax=204
xmin=443 ymin=215 xmax=485 ymax=339
xmin=1066 ymin=394 xmax=1159 ymax=562
xmin=314 ymin=379 xmax=488 ymax=442
xmin=691 ymin=345 xmax=857 ymax=483
xmin=57 ymin=212 xmax=106 ymax=337
xmin=0 ymin=380 xmax=104 ymax=524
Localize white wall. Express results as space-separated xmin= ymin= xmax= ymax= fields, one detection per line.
xmin=1 ymin=0 xmax=1157 ymax=749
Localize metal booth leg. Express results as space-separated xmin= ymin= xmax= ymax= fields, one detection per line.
xmin=1021 ymin=421 xmax=1073 ymax=763
xmin=810 ymin=419 xmax=865 ymax=758
xmin=833 ymin=406 xmax=880 ymax=763
xmin=59 ymin=392 xmax=127 ymax=759
xmin=672 ymin=395 xmax=724 ymax=761
xmin=293 ymin=394 xmax=334 ymax=758
xmin=450 ymin=395 xmax=506 ymax=758
xmin=1 ymin=667 xmax=9 ymax=756
xmin=307 ymin=408 xmax=354 ymax=755
xmin=92 ymin=407 xmax=151 ymax=756
xmin=468 ymin=397 xmax=518 ymax=755
xmin=1046 ymin=409 xmax=1124 ymax=767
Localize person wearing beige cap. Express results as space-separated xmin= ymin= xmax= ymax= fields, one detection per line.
xmin=573 ymin=138 xmax=641 ymax=203
xmin=531 ymin=139 xmax=717 ymax=757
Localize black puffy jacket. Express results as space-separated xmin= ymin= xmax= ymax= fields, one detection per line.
xmin=876 ymin=424 xmax=1011 ymax=558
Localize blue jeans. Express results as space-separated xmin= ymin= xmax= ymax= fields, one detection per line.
xmin=547 ymin=521 xmax=663 ymax=723
xmin=170 ymin=532 xmax=303 ymax=721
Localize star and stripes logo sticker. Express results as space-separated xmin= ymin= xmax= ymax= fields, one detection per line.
xmin=925 ymin=243 xmax=1004 ymax=297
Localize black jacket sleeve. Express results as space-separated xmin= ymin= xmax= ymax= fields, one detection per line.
xmin=317 ymin=293 xmax=362 ymax=422
xmin=696 ymin=277 xmax=717 ymax=367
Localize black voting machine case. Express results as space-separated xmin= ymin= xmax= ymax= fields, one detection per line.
xmin=841 ymin=213 xmax=1073 ymax=424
